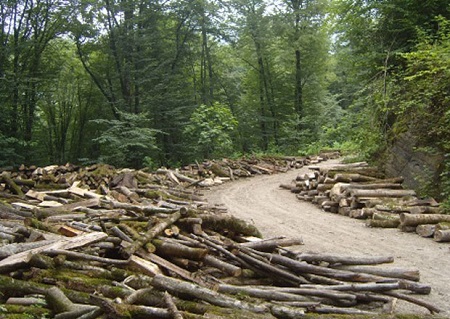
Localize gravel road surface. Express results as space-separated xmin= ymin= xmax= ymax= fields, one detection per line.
xmin=206 ymin=160 xmax=450 ymax=315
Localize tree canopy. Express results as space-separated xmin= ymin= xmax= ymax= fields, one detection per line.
xmin=1 ymin=0 xmax=449 ymax=203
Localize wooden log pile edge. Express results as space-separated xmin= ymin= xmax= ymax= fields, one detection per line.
xmin=0 ymin=151 xmax=441 ymax=318
xmin=283 ymin=159 xmax=450 ymax=243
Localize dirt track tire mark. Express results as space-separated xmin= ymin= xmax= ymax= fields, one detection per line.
xmin=206 ymin=161 xmax=450 ymax=315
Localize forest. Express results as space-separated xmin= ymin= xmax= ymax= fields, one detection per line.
xmin=1 ymin=0 xmax=450 ymax=203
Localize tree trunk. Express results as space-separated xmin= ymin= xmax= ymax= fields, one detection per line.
xmin=400 ymin=213 xmax=450 ymax=227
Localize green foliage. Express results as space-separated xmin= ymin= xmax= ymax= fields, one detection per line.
xmin=388 ymin=16 xmax=450 ymax=204
xmin=92 ymin=112 xmax=160 ymax=168
xmin=441 ymin=156 xmax=450 ymax=209
xmin=184 ymin=102 xmax=238 ymax=160
xmin=0 ymin=134 xmax=25 ymax=167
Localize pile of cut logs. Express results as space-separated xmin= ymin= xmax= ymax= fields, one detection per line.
xmin=0 ymin=155 xmax=441 ymax=318
xmin=282 ymin=160 xmax=450 ymax=242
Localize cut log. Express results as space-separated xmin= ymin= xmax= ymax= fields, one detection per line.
xmin=308 ymin=306 xmax=377 ymax=315
xmin=203 ymin=255 xmax=242 ymax=277
xmin=218 ymin=284 xmax=355 ymax=302
xmin=137 ymin=250 xmax=204 ymax=286
xmin=296 ymin=253 xmax=394 ymax=265
xmin=334 ymin=173 xmax=377 ymax=183
xmin=0 ymin=202 xmax=29 ymax=219
xmin=400 ymin=213 xmax=450 ymax=227
xmin=152 ymin=239 xmax=208 ymax=260
xmin=151 ymin=274 xmax=268 ymax=313
xmin=366 ymin=219 xmax=400 ymax=228
xmin=163 ymin=291 xmax=184 ymax=319
xmin=317 ymin=183 xmax=334 ymax=192
xmin=338 ymin=207 xmax=351 ymax=216
xmin=0 ymin=240 xmax=57 ymax=258
xmin=435 ymin=222 xmax=450 ymax=231
xmin=1 ymin=172 xmax=24 ymax=197
xmin=348 ymin=183 xmax=404 ymax=190
xmin=349 ymin=209 xmax=367 ymax=219
xmin=416 ymin=224 xmax=436 ymax=238
xmin=434 ymin=229 xmax=450 ymax=242
xmin=383 ymin=291 xmax=441 ymax=314
xmin=236 ymin=250 xmax=309 ymax=285
xmin=197 ymin=214 xmax=262 ymax=238
xmin=338 ymin=198 xmax=349 ymax=207
xmin=240 ymin=237 xmax=304 ymax=251
xmin=398 ymin=225 xmax=417 ymax=233
xmin=0 ymin=231 xmax=108 ymax=272
xmin=381 ymin=204 xmax=442 ymax=215
xmin=121 ymin=210 xmax=182 ymax=258
xmin=334 ymin=265 xmax=420 ymax=282
xmin=300 ymin=282 xmax=400 ymax=292
xmin=44 ymin=249 xmax=129 ymax=265
xmin=116 ymin=186 xmax=140 ymax=202
xmin=372 ymin=212 xmax=400 ymax=221
xmin=101 ymin=199 xmax=178 ymax=214
xmin=45 ymin=286 xmax=76 ymax=313
xmin=6 ymin=297 xmax=45 ymax=306
xmin=349 ymin=189 xmax=416 ymax=198
xmin=258 ymin=252 xmax=388 ymax=283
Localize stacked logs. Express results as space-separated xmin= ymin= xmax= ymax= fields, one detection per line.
xmin=0 ymin=155 xmax=440 ymax=318
xmin=283 ymin=161 xmax=450 ymax=242
xmin=0 ymin=155 xmax=312 ymax=194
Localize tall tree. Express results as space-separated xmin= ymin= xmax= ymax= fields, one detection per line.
xmin=0 ymin=0 xmax=69 ymax=162
xmin=232 ymin=0 xmax=278 ymax=151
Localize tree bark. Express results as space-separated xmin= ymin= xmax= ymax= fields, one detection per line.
xmin=121 ymin=211 xmax=182 ymax=258
xmin=366 ymin=219 xmax=400 ymax=228
xmin=416 ymin=224 xmax=436 ymax=238
xmin=434 ymin=229 xmax=450 ymax=242
xmin=296 ymin=253 xmax=394 ymax=265
xmin=383 ymin=291 xmax=441 ymax=314
xmin=151 ymin=274 xmax=268 ymax=313
xmin=0 ymin=172 xmax=25 ymax=198
xmin=240 ymin=237 xmax=304 ymax=251
xmin=0 ymin=232 xmax=108 ymax=272
xmin=0 ymin=203 xmax=28 ymax=220
xmin=400 ymin=213 xmax=450 ymax=227
xmin=334 ymin=173 xmax=377 ymax=183
xmin=237 ymin=249 xmax=309 ymax=285
xmin=153 ymin=239 xmax=208 ymax=260
xmin=197 ymin=214 xmax=261 ymax=238
xmin=349 ymin=189 xmax=416 ymax=198
xmin=333 ymin=265 xmax=420 ymax=282
xmin=164 ymin=291 xmax=184 ymax=319
xmin=203 ymin=255 xmax=242 ymax=277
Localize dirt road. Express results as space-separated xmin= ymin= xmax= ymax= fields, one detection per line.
xmin=206 ymin=160 xmax=450 ymax=315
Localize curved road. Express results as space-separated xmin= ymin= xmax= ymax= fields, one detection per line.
xmin=206 ymin=160 xmax=450 ymax=315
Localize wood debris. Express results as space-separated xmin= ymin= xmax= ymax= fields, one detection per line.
xmin=0 ymin=154 xmax=441 ymax=318
xmin=284 ymin=159 xmax=450 ymax=243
